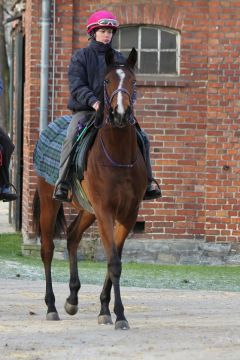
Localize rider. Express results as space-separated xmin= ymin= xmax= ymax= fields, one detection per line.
xmin=0 ymin=77 xmax=18 ymax=202
xmin=53 ymin=10 xmax=161 ymax=202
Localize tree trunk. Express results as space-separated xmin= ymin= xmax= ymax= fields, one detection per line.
xmin=0 ymin=1 xmax=10 ymax=132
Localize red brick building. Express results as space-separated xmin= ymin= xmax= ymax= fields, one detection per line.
xmin=11 ymin=0 xmax=240 ymax=264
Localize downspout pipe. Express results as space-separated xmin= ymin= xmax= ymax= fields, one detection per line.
xmin=39 ymin=0 xmax=51 ymax=132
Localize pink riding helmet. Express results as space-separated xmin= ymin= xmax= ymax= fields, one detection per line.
xmin=87 ymin=10 xmax=119 ymax=34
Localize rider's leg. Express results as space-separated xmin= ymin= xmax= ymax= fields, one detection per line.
xmin=139 ymin=129 xmax=162 ymax=201
xmin=0 ymin=129 xmax=18 ymax=202
xmin=53 ymin=111 xmax=94 ymax=202
xmin=53 ymin=112 xmax=83 ymax=201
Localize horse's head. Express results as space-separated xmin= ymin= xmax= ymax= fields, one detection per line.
xmin=103 ymin=48 xmax=137 ymax=128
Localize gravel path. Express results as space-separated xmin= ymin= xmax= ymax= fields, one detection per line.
xmin=1 ymin=278 xmax=240 ymax=359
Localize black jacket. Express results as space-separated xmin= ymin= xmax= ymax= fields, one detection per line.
xmin=67 ymin=39 xmax=125 ymax=112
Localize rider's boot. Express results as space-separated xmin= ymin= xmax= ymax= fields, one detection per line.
xmin=0 ymin=184 xmax=18 ymax=202
xmin=139 ymin=129 xmax=162 ymax=201
xmin=144 ymin=180 xmax=162 ymax=201
xmin=53 ymin=142 xmax=75 ymax=202
xmin=53 ymin=179 xmax=72 ymax=202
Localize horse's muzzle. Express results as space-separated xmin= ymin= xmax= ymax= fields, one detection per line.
xmin=110 ymin=106 xmax=133 ymax=128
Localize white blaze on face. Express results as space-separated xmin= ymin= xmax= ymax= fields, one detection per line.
xmin=116 ymin=69 xmax=125 ymax=115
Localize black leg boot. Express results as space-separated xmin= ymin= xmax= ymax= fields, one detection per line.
xmin=140 ymin=130 xmax=162 ymax=201
xmin=53 ymin=142 xmax=75 ymax=202
xmin=0 ymin=135 xmax=18 ymax=202
xmin=144 ymin=180 xmax=162 ymax=201
xmin=0 ymin=183 xmax=18 ymax=202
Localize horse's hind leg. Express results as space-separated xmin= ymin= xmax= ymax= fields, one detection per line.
xmin=65 ymin=210 xmax=95 ymax=316
xmin=38 ymin=180 xmax=62 ymax=320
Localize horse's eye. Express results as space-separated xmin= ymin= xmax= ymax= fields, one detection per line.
xmin=105 ymin=79 xmax=109 ymax=84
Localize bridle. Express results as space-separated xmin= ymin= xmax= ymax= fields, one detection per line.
xmin=99 ymin=65 xmax=138 ymax=168
xmin=103 ymin=65 xmax=137 ymax=126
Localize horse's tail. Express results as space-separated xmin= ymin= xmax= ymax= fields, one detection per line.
xmin=32 ymin=188 xmax=66 ymax=238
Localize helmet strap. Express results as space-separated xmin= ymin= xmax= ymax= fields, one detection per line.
xmin=88 ymin=30 xmax=96 ymax=40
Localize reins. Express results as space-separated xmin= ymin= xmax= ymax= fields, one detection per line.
xmin=100 ymin=133 xmax=138 ymax=168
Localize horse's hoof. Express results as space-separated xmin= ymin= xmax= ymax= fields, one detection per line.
xmin=64 ymin=300 xmax=78 ymax=316
xmin=46 ymin=312 xmax=60 ymax=321
xmin=98 ymin=314 xmax=113 ymax=325
xmin=115 ymin=320 xmax=130 ymax=330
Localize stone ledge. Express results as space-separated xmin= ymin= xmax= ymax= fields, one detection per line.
xmin=22 ymin=238 xmax=240 ymax=266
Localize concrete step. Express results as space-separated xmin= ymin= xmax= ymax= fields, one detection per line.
xmin=0 ymin=201 xmax=15 ymax=233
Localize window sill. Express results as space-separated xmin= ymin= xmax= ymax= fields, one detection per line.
xmin=136 ymin=75 xmax=189 ymax=88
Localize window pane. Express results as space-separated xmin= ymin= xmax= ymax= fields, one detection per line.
xmin=111 ymin=26 xmax=179 ymax=75
xmin=161 ymin=31 xmax=176 ymax=49
xmin=141 ymin=28 xmax=158 ymax=49
xmin=140 ymin=51 xmax=158 ymax=74
xmin=121 ymin=51 xmax=131 ymax=60
xmin=120 ymin=27 xmax=138 ymax=48
xmin=160 ymin=52 xmax=177 ymax=74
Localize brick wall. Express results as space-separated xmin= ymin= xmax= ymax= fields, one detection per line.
xmin=206 ymin=1 xmax=240 ymax=242
xmin=21 ymin=0 xmax=240 ymax=250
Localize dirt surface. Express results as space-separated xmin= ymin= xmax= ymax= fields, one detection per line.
xmin=1 ymin=278 xmax=240 ymax=360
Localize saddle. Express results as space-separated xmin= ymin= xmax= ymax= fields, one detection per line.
xmin=72 ymin=124 xmax=98 ymax=181
xmin=70 ymin=122 xmax=146 ymax=213
xmin=71 ymin=123 xmax=97 ymax=213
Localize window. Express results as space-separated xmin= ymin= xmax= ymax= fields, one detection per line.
xmin=112 ymin=26 xmax=180 ymax=75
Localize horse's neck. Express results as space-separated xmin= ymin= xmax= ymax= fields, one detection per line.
xmin=99 ymin=125 xmax=138 ymax=163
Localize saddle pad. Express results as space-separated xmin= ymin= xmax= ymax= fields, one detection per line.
xmin=33 ymin=115 xmax=72 ymax=185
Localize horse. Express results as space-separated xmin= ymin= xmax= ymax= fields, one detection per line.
xmin=32 ymin=48 xmax=147 ymax=330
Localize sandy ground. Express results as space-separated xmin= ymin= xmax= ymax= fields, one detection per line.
xmin=1 ymin=203 xmax=240 ymax=359
xmin=0 ymin=279 xmax=240 ymax=360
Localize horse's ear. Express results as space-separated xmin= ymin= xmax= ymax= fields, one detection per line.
xmin=105 ymin=48 xmax=115 ymax=66
xmin=127 ymin=48 xmax=137 ymax=69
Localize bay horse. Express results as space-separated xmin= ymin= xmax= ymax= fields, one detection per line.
xmin=32 ymin=48 xmax=147 ymax=330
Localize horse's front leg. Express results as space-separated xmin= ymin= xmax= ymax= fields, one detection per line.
xmin=98 ymin=273 xmax=113 ymax=325
xmin=108 ymin=253 xmax=129 ymax=330
xmin=98 ymin=217 xmax=132 ymax=330
xmin=98 ymin=223 xmax=127 ymax=326
xmin=65 ymin=211 xmax=95 ymax=316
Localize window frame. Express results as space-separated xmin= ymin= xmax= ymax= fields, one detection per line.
xmin=113 ymin=25 xmax=181 ymax=76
